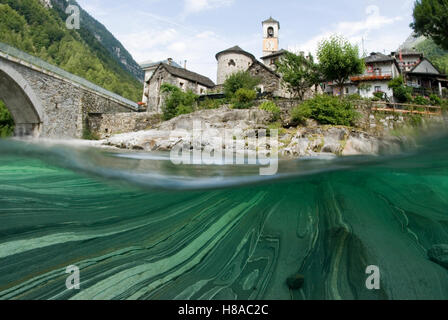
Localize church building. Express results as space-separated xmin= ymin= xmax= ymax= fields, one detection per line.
xmin=215 ymin=17 xmax=292 ymax=97
xmin=141 ymin=17 xmax=306 ymax=113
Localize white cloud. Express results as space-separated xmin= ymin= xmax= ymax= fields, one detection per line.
xmin=183 ymin=0 xmax=234 ymax=15
xmin=117 ymin=23 xmax=231 ymax=82
xmin=289 ymin=5 xmax=405 ymax=57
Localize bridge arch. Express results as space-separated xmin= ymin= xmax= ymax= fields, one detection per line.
xmin=0 ymin=60 xmax=44 ymax=137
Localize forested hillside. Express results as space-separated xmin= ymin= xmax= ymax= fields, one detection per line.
xmin=416 ymin=39 xmax=448 ymax=74
xmin=51 ymin=0 xmax=144 ymax=81
xmin=0 ymin=0 xmax=142 ymax=101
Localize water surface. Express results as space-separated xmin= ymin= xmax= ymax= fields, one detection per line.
xmin=0 ymin=137 xmax=447 ymax=300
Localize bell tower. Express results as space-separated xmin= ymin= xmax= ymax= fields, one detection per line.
xmin=262 ymin=17 xmax=280 ymax=56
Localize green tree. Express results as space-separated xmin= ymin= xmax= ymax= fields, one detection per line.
xmin=223 ymin=71 xmax=260 ymax=98
xmin=0 ymin=100 xmax=14 ymax=138
xmin=276 ymin=52 xmax=321 ymax=100
xmin=416 ymin=38 xmax=448 ymax=74
xmin=411 ymin=0 xmax=448 ymax=50
xmin=317 ymin=36 xmax=365 ymax=97
xmin=160 ymin=84 xmax=198 ymax=120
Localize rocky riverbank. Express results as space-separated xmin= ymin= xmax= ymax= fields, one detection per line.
xmin=101 ymin=106 xmax=404 ymax=157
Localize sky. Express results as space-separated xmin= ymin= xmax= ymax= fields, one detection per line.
xmin=76 ymin=0 xmax=417 ymax=82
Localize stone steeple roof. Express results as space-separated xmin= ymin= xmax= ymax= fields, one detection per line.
xmin=262 ymin=17 xmax=280 ymax=28
xmin=215 ymin=46 xmax=256 ymax=61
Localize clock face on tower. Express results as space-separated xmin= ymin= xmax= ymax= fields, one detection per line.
xmin=264 ymin=39 xmax=277 ymax=52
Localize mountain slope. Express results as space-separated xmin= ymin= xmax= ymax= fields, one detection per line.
xmin=0 ymin=0 xmax=142 ymax=101
xmin=50 ymin=0 xmax=144 ymax=81
xmin=399 ymin=33 xmax=426 ymax=51
xmin=416 ymin=39 xmax=448 ymax=74
xmin=398 ymin=34 xmax=448 ymax=74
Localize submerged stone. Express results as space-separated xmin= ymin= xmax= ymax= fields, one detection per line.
xmin=428 ymin=244 xmax=448 ymax=269
xmin=287 ymin=274 xmax=305 ymax=290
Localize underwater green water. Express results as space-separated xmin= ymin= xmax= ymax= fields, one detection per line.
xmin=0 ymin=138 xmax=447 ymax=300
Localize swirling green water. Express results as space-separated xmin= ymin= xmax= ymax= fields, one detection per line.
xmin=0 ymin=137 xmax=447 ymax=300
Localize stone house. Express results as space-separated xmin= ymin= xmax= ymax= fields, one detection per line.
xmin=247 ymin=60 xmax=282 ymax=96
xmin=140 ymin=58 xmax=182 ymax=105
xmin=260 ymin=49 xmax=287 ymax=72
xmin=329 ymin=52 xmax=401 ymax=99
xmin=404 ymin=58 xmax=447 ymax=96
xmin=351 ymin=52 xmax=401 ymax=99
xmin=144 ymin=62 xmax=215 ymax=113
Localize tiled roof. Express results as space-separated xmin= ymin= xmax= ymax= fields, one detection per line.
xmin=261 ymin=49 xmax=288 ymax=60
xmin=364 ymin=52 xmax=394 ymax=64
xmin=215 ymin=45 xmax=256 ymax=61
xmin=160 ymin=63 xmax=215 ymax=88
xmin=248 ymin=60 xmax=281 ymax=78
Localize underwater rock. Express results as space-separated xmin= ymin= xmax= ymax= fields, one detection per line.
xmin=428 ymin=244 xmax=448 ymax=269
xmin=287 ymin=274 xmax=305 ymax=290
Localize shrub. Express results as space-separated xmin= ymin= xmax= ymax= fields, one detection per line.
xmin=388 ymin=76 xmax=405 ymax=90
xmin=232 ymin=88 xmax=257 ymax=109
xmin=373 ymin=91 xmax=385 ymax=100
xmin=388 ymin=76 xmax=412 ymax=103
xmin=345 ymin=93 xmax=363 ymax=101
xmin=259 ymin=101 xmax=281 ymax=121
xmin=408 ymin=114 xmax=423 ymax=127
xmin=393 ymin=86 xmax=413 ymax=103
xmin=413 ymin=95 xmax=430 ymax=105
xmin=267 ymin=122 xmax=286 ymax=137
xmin=176 ymin=104 xmax=194 ymax=116
xmin=0 ymin=100 xmax=14 ymax=138
xmin=235 ymin=88 xmax=257 ymax=103
xmin=223 ymin=71 xmax=260 ymax=98
xmin=198 ymin=98 xmax=226 ymax=110
xmin=291 ymin=95 xmax=358 ymax=126
xmin=441 ymin=99 xmax=448 ymax=114
xmin=291 ymin=104 xmax=312 ymax=126
xmin=82 ymin=124 xmax=100 ymax=141
xmin=161 ymin=84 xmax=198 ymax=120
xmin=429 ymin=94 xmax=442 ymax=106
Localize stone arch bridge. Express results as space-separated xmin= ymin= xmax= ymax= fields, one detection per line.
xmin=0 ymin=42 xmax=143 ymax=138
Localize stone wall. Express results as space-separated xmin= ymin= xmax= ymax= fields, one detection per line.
xmin=248 ymin=62 xmax=281 ymax=95
xmin=87 ymin=112 xmax=161 ymax=139
xmin=350 ymin=101 xmax=447 ymax=134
